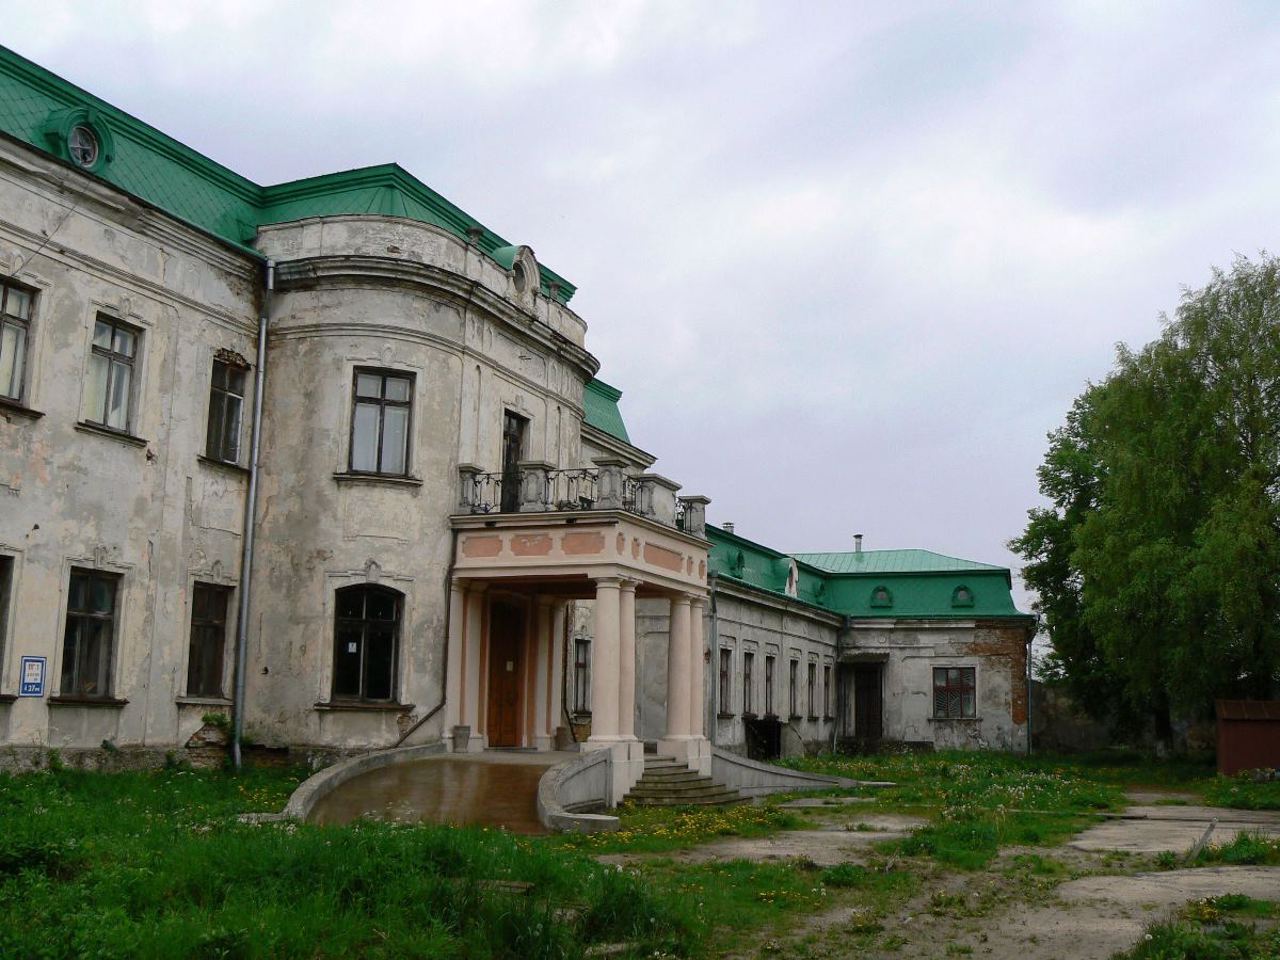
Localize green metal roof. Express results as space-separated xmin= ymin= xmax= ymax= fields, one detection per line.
xmin=708 ymin=527 xmax=1029 ymax=621
xmin=583 ymin=379 xmax=630 ymax=443
xmin=0 ymin=44 xmax=576 ymax=302
xmin=792 ymin=549 xmax=1005 ymax=575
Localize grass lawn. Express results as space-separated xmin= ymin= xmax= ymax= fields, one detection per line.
xmin=2 ymin=750 xmax=1276 ymax=959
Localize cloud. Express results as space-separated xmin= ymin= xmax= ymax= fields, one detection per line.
xmin=6 ymin=0 xmax=1280 ymax=612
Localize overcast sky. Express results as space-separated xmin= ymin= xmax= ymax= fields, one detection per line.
xmin=6 ymin=1 xmax=1280 ymax=611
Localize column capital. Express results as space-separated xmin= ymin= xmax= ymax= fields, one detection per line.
xmin=670 ymin=592 xmax=693 ymax=608
xmin=618 ymin=578 xmax=640 ymax=594
xmin=689 ymin=594 xmax=708 ymax=610
xmin=593 ymin=575 xmax=625 ymax=589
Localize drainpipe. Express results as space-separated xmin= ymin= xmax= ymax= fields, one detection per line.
xmin=707 ymin=576 xmax=719 ymax=746
xmin=394 ymin=526 xmax=460 ymax=747
xmin=232 ymin=259 xmax=274 ymax=772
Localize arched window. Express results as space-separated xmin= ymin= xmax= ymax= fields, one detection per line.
xmin=870 ymin=585 xmax=893 ymax=608
xmin=951 ymin=585 xmax=975 ymax=608
xmin=333 ymin=584 xmax=402 ymax=701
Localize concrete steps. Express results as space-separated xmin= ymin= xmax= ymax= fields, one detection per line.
xmin=622 ymin=755 xmax=745 ymax=807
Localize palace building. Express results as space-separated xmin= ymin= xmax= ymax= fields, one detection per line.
xmin=0 ymin=46 xmax=1033 ymax=798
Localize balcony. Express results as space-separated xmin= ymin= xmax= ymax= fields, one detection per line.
xmin=450 ymin=459 xmax=711 ymax=595
xmin=457 ymin=458 xmax=707 ymax=537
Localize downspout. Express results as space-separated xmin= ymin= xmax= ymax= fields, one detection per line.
xmin=232 ymin=259 xmax=273 ymax=772
xmin=394 ymin=527 xmax=459 ymax=747
xmin=708 ymin=576 xmax=719 ymax=746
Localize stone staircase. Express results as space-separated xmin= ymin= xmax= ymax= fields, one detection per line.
xmin=622 ymin=755 xmax=745 ymax=807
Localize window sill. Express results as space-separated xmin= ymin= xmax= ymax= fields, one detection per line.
xmin=332 ymin=472 xmax=422 ymax=488
xmin=197 ymin=455 xmax=250 ymax=476
xmin=176 ymin=696 xmax=233 ymax=707
xmin=48 ymin=695 xmax=129 ymax=708
xmin=314 ymin=700 xmax=416 ymax=712
xmin=763 ymin=713 xmax=779 ymax=721
xmin=788 ymin=714 xmax=803 ymax=721
xmin=742 ymin=712 xmax=758 ymax=720
xmin=928 ymin=716 xmax=981 ymax=722
xmin=716 ymin=712 xmax=735 ymax=720
xmin=806 ymin=715 xmax=820 ymax=722
xmin=0 ymin=396 xmax=44 ymax=420
xmin=75 ymin=421 xmax=148 ymax=448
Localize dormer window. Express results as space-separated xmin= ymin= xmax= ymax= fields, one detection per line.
xmin=951 ymin=585 xmax=975 ymax=608
xmin=870 ymin=585 xmax=893 ymax=608
xmin=511 ymin=260 xmax=529 ymax=294
xmin=68 ymin=125 xmax=100 ymax=169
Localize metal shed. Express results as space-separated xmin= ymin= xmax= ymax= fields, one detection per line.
xmin=1215 ymin=700 xmax=1280 ymax=776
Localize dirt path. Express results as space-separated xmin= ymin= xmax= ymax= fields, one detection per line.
xmin=710 ymin=792 xmax=1280 ymax=959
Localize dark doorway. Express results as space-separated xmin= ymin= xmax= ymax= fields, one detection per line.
xmin=852 ymin=664 xmax=883 ymax=750
xmin=487 ymin=601 xmax=525 ymax=747
xmin=501 ymin=411 xmax=527 ymax=513
xmin=745 ymin=716 xmax=782 ymax=761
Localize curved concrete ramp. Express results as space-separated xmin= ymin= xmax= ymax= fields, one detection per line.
xmin=307 ymin=752 xmax=573 ymax=834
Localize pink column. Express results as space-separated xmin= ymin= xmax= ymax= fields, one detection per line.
xmin=588 ymin=577 xmax=621 ymax=741
xmin=618 ymin=580 xmax=638 ymax=739
xmin=664 ymin=594 xmax=692 ymax=739
xmin=688 ymin=597 xmax=707 ymax=738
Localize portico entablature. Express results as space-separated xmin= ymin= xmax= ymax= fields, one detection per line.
xmin=450 ymin=510 xmax=709 ymax=597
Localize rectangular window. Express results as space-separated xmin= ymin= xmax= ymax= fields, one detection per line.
xmin=789 ymin=659 xmax=799 ymax=717
xmin=933 ymin=666 xmax=977 ymax=719
xmin=764 ymin=655 xmax=775 ymax=716
xmin=62 ymin=568 xmax=119 ymax=698
xmin=807 ymin=663 xmax=816 ymax=717
xmin=333 ymin=585 xmax=401 ymax=701
xmin=742 ymin=652 xmax=754 ymax=715
xmin=0 ymin=282 xmax=32 ymax=401
xmin=84 ymin=316 xmax=138 ymax=432
xmin=186 ymin=583 xmax=231 ymax=698
xmin=350 ymin=369 xmax=413 ymax=475
xmin=205 ymin=359 xmax=246 ymax=463
xmin=0 ymin=556 xmax=12 ymax=665
xmin=718 ymin=648 xmax=731 ymax=715
xmin=573 ymin=638 xmax=591 ymax=714
xmin=824 ymin=665 xmax=832 ymax=718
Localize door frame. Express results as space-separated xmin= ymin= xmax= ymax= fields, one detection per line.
xmin=485 ymin=596 xmax=528 ymax=748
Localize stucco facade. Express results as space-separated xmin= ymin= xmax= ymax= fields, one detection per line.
xmin=0 ymin=47 xmax=713 ymax=798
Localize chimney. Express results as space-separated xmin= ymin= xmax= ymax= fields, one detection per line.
xmin=854 ymin=533 xmax=863 ymax=554
xmin=723 ymin=522 xmax=735 ymax=535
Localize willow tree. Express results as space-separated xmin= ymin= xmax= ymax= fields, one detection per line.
xmin=1013 ymin=254 xmax=1280 ymax=735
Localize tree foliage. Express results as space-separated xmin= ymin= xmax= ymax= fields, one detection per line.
xmin=1013 ymin=255 xmax=1280 ymax=731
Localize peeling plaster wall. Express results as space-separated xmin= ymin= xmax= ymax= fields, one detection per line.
xmin=0 ymin=140 xmax=259 ymax=750
xmin=849 ymin=620 xmax=1030 ymax=752
xmin=0 ymin=154 xmax=600 ymax=754
xmin=241 ymin=219 xmax=594 ymax=750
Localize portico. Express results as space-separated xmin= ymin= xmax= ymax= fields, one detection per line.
xmin=445 ymin=467 xmax=712 ymax=803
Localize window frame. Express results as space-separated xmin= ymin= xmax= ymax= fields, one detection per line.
xmin=742 ymin=651 xmax=755 ymax=716
xmin=807 ymin=662 xmax=817 ymax=718
xmin=932 ymin=666 xmax=977 ymax=719
xmin=331 ymin=584 xmax=403 ymax=703
xmin=788 ymin=659 xmax=799 ymax=718
xmin=572 ymin=637 xmax=591 ymax=715
xmin=348 ymin=368 xmax=414 ymax=477
xmin=205 ymin=358 xmax=247 ymax=464
xmin=764 ymin=654 xmax=776 ymax=717
xmin=0 ymin=555 xmax=13 ymax=676
xmin=186 ymin=582 xmax=232 ymax=699
xmin=718 ymin=648 xmax=732 ymax=716
xmin=61 ymin=568 xmax=120 ymax=699
xmin=823 ymin=664 xmax=832 ymax=719
xmin=0 ymin=280 xmax=34 ymax=403
xmin=84 ymin=314 xmax=140 ymax=434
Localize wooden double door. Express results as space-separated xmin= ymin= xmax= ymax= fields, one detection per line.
xmin=486 ymin=600 xmax=526 ymax=747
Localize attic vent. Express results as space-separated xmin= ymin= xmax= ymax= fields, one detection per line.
xmin=951 ymin=585 xmax=975 ymax=608
xmin=870 ymin=585 xmax=893 ymax=608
